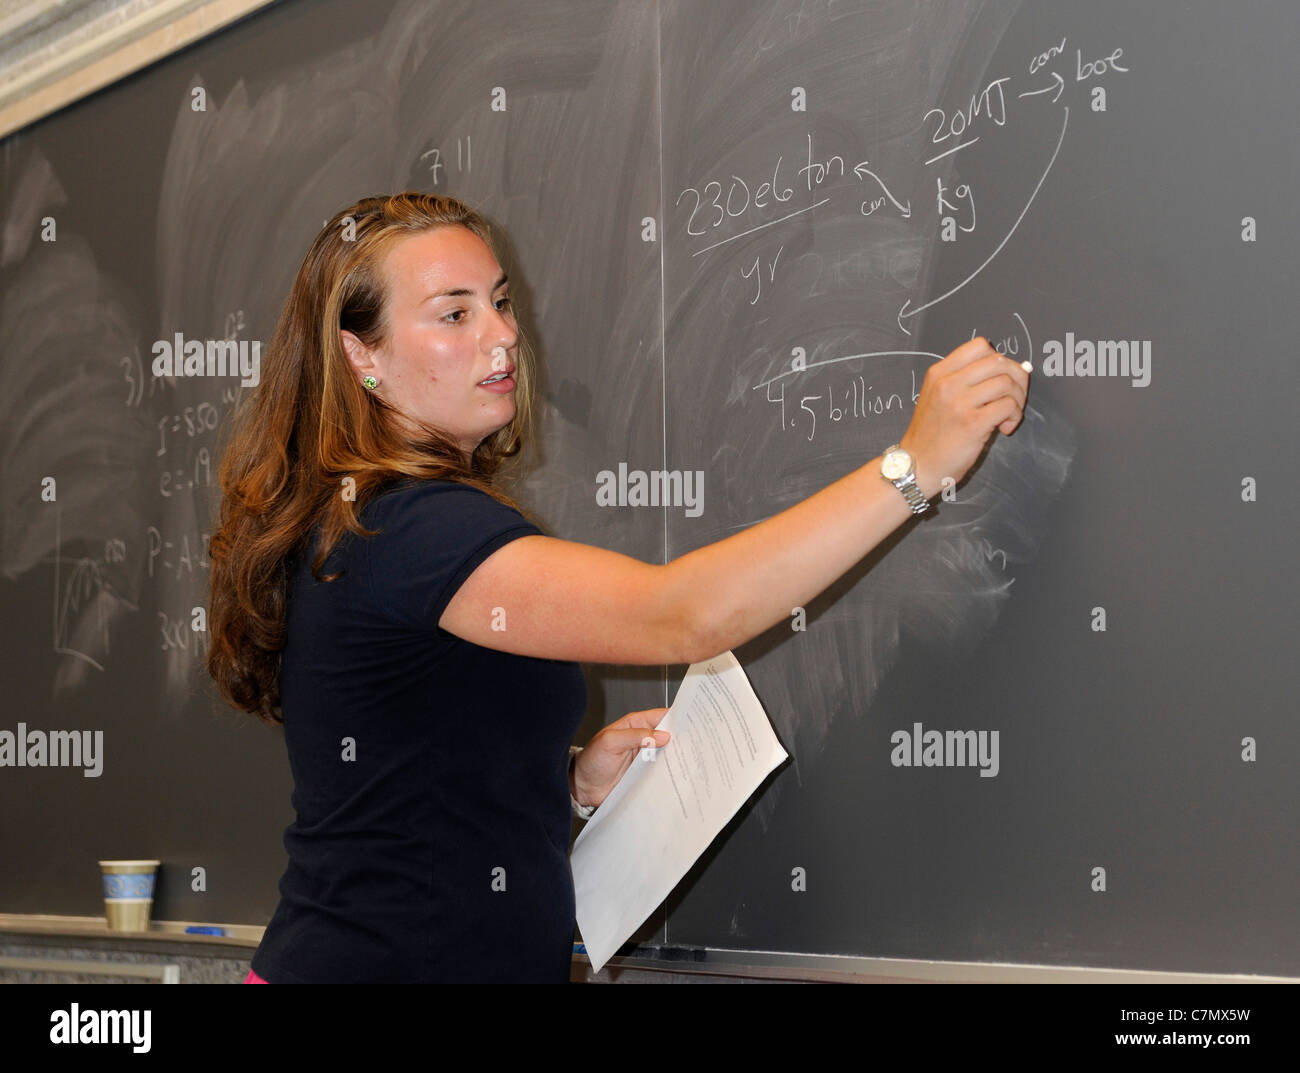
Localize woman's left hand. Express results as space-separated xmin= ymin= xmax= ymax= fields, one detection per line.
xmin=572 ymin=708 xmax=671 ymax=809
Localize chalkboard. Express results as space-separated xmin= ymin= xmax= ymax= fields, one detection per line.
xmin=1 ymin=0 xmax=1295 ymax=978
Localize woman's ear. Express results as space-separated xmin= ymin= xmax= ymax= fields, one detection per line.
xmin=340 ymin=329 xmax=380 ymax=385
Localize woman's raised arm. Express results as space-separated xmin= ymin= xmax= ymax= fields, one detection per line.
xmin=439 ymin=337 xmax=1029 ymax=665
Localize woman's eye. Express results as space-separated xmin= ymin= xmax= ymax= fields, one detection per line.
xmin=443 ymin=297 xmax=508 ymax=324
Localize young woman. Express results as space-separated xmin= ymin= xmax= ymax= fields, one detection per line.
xmin=209 ymin=192 xmax=1028 ymax=984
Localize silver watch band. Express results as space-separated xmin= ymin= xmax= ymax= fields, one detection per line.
xmin=893 ymin=478 xmax=929 ymax=514
xmin=569 ymin=745 xmax=596 ymax=819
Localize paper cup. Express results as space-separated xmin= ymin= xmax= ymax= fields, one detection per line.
xmin=98 ymin=859 xmax=160 ymax=932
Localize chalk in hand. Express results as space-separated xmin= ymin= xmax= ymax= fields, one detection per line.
xmin=1021 ymin=360 xmax=1033 ymax=373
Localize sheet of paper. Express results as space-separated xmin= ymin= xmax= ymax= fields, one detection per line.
xmin=570 ymin=650 xmax=788 ymax=973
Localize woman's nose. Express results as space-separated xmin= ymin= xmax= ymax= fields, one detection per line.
xmin=490 ymin=308 xmax=517 ymax=348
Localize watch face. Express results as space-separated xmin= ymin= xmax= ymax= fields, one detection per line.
xmin=881 ymin=449 xmax=911 ymax=480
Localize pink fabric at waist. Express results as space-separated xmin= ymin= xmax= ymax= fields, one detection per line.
xmin=243 ymin=968 xmax=269 ymax=984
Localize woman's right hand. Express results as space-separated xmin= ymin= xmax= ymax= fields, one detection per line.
xmin=898 ymin=336 xmax=1030 ymax=498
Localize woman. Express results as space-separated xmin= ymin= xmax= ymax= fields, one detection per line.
xmin=208 ymin=192 xmax=1028 ymax=984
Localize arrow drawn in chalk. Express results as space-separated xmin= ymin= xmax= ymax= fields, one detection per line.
xmin=1017 ymin=71 xmax=1065 ymax=102
xmin=853 ymin=161 xmax=911 ymax=217
xmin=898 ymin=105 xmax=1069 ymax=335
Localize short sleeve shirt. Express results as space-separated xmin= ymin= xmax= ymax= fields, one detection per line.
xmin=250 ymin=478 xmax=587 ymax=983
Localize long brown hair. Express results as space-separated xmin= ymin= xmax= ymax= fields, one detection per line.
xmin=206 ymin=192 xmax=538 ymax=725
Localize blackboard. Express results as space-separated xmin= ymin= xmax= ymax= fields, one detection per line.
xmin=1 ymin=0 xmax=1295 ymax=977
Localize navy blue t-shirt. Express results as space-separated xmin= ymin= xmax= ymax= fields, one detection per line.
xmin=251 ymin=478 xmax=587 ymax=983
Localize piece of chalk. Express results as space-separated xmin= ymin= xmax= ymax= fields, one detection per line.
xmin=1021 ymin=361 xmax=1033 ymax=372
xmin=185 ymin=926 xmax=225 ymax=935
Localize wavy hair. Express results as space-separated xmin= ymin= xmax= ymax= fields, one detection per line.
xmin=206 ymin=192 xmax=538 ymax=725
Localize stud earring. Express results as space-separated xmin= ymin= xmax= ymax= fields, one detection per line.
xmin=362 ymin=376 xmax=377 ymax=390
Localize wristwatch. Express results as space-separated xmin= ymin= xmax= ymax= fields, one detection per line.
xmin=880 ymin=444 xmax=930 ymax=515
xmin=569 ymin=746 xmax=596 ymax=819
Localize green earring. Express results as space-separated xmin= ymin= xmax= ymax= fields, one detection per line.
xmin=362 ymin=376 xmax=377 ymax=390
